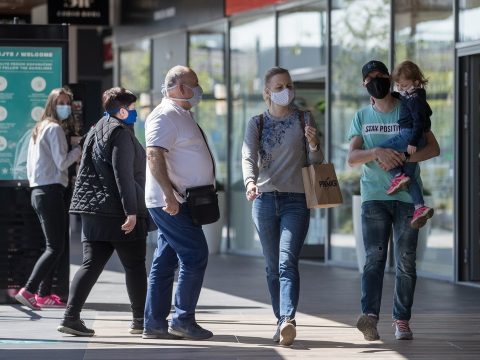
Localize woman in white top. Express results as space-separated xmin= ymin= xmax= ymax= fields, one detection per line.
xmin=15 ymin=87 xmax=81 ymax=310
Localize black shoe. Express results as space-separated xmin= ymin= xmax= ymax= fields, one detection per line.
xmin=129 ymin=318 xmax=144 ymax=334
xmin=57 ymin=318 xmax=95 ymax=337
xmin=168 ymin=322 xmax=213 ymax=340
xmin=142 ymin=328 xmax=183 ymax=339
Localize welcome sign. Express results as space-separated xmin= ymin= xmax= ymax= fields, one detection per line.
xmin=0 ymin=46 xmax=62 ymax=181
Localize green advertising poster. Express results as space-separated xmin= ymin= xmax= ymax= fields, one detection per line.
xmin=0 ymin=46 xmax=63 ymax=181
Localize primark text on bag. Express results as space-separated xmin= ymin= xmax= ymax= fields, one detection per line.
xmin=302 ymin=163 xmax=343 ymax=209
xmin=186 ymin=184 xmax=220 ymax=225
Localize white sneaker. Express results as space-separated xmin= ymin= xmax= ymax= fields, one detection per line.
xmin=279 ymin=318 xmax=296 ymax=346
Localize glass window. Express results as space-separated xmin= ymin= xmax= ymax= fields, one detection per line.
xmin=394 ymin=0 xmax=454 ymax=279
xmin=188 ymin=32 xmax=227 ymax=186
xmin=119 ymin=39 xmax=150 ymax=93
xmin=119 ymin=39 xmax=151 ymax=145
xmin=278 ymin=2 xmax=327 ymax=70
xmin=459 ymin=0 xmax=480 ymax=42
xmin=330 ymin=0 xmax=390 ymax=266
xmin=230 ymin=16 xmax=275 ymax=255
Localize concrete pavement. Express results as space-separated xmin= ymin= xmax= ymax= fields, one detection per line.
xmin=1 ymin=253 xmax=480 ymax=359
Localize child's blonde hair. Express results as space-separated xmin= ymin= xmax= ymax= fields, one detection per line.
xmin=392 ymin=60 xmax=428 ymax=87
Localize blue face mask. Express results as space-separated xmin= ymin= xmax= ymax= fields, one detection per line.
xmin=105 ymin=107 xmax=137 ymax=124
xmin=123 ymin=109 xmax=137 ymax=125
xmin=56 ymin=105 xmax=71 ymax=120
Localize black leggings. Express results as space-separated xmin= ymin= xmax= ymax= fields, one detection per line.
xmin=64 ymin=240 xmax=147 ymax=319
xmin=25 ymin=184 xmax=66 ymax=296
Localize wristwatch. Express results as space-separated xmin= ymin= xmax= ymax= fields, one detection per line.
xmin=404 ymin=153 xmax=410 ymax=162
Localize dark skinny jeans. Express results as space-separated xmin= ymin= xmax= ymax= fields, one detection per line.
xmin=25 ymin=184 xmax=66 ymax=296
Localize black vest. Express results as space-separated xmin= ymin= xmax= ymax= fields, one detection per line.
xmin=69 ymin=115 xmax=147 ymax=218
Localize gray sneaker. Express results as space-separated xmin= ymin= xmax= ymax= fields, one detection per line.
xmin=168 ymin=322 xmax=213 ymax=340
xmin=356 ymin=314 xmax=380 ymax=341
xmin=273 ymin=324 xmax=280 ymax=342
xmin=393 ymin=320 xmax=413 ymax=340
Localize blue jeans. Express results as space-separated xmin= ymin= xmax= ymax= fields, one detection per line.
xmin=380 ymin=128 xmax=426 ymax=205
xmin=144 ymin=203 xmax=208 ymax=331
xmin=252 ymin=192 xmax=310 ymax=322
xmin=361 ymin=200 xmax=418 ymax=321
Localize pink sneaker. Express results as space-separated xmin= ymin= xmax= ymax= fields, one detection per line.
xmin=411 ymin=206 xmax=434 ymax=229
xmin=15 ymin=288 xmax=41 ymax=310
xmin=35 ymin=294 xmax=67 ymax=308
xmin=386 ymin=173 xmax=411 ymax=195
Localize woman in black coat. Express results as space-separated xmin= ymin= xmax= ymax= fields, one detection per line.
xmin=57 ymin=87 xmax=148 ymax=336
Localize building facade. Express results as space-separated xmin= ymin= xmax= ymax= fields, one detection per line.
xmin=113 ymin=0 xmax=480 ymax=284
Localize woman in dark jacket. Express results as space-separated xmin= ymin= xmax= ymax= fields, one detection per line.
xmin=57 ymin=87 xmax=148 ymax=336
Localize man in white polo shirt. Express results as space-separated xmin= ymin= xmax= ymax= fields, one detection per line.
xmin=143 ymin=65 xmax=214 ymax=340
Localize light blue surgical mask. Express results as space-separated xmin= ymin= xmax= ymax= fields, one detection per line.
xmin=56 ymin=104 xmax=71 ymax=120
xmin=162 ymin=84 xmax=203 ymax=107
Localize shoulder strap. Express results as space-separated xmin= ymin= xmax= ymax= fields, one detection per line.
xmin=258 ymin=113 xmax=264 ymax=141
xmin=170 ymin=123 xmax=217 ymax=198
xmin=196 ymin=124 xmax=216 ymax=182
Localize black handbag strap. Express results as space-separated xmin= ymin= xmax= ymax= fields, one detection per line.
xmin=171 ymin=123 xmax=216 ymax=199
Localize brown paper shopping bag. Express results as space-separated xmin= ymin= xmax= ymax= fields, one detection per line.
xmin=302 ymin=163 xmax=343 ymax=209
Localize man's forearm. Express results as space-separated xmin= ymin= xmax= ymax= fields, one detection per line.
xmin=146 ymin=147 xmax=175 ymax=198
xmin=407 ymin=131 xmax=440 ymax=163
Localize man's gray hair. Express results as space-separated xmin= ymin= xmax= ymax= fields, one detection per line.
xmin=164 ymin=65 xmax=190 ymax=88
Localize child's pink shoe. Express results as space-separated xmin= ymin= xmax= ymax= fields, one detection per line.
xmin=411 ymin=206 xmax=434 ymax=229
xmin=386 ymin=173 xmax=410 ymax=195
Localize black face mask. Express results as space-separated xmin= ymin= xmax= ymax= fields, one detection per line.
xmin=366 ymin=77 xmax=391 ymax=99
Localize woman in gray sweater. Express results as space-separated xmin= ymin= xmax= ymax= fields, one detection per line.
xmin=241 ymin=67 xmax=324 ymax=346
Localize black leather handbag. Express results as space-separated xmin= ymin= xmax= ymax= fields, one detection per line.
xmin=186 ymin=184 xmax=220 ymax=225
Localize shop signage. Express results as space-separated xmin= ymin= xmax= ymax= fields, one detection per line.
xmin=226 ymin=0 xmax=293 ymax=15
xmin=48 ymin=0 xmax=109 ymax=25
xmin=0 ymin=46 xmax=63 ymax=181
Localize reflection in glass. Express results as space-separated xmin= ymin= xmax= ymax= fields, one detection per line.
xmin=189 ymin=32 xmax=227 ymax=186
xmin=119 ymin=39 xmax=151 ymax=146
xmin=230 ymin=16 xmax=275 ymax=255
xmin=330 ymin=0 xmax=390 ymax=266
xmin=278 ymin=2 xmax=327 ymax=70
xmin=119 ymin=39 xmax=150 ymax=94
xmin=459 ymin=0 xmax=480 ymax=42
xmin=394 ymin=0 xmax=454 ymax=279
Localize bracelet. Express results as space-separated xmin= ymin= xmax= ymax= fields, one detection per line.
xmin=309 ymin=143 xmax=319 ymax=151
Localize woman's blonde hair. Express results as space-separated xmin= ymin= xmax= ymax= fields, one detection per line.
xmin=32 ymin=87 xmax=73 ymax=143
xmin=392 ymin=60 xmax=429 ymax=87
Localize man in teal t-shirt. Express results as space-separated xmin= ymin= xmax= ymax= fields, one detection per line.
xmin=347 ymin=60 xmax=439 ymax=342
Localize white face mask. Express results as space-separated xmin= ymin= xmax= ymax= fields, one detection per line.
xmin=396 ymin=84 xmax=416 ymax=97
xmin=162 ymin=84 xmax=203 ymax=107
xmin=269 ymin=88 xmax=294 ymax=106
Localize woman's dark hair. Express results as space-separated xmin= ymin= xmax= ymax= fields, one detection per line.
xmin=102 ymin=87 xmax=137 ymax=113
